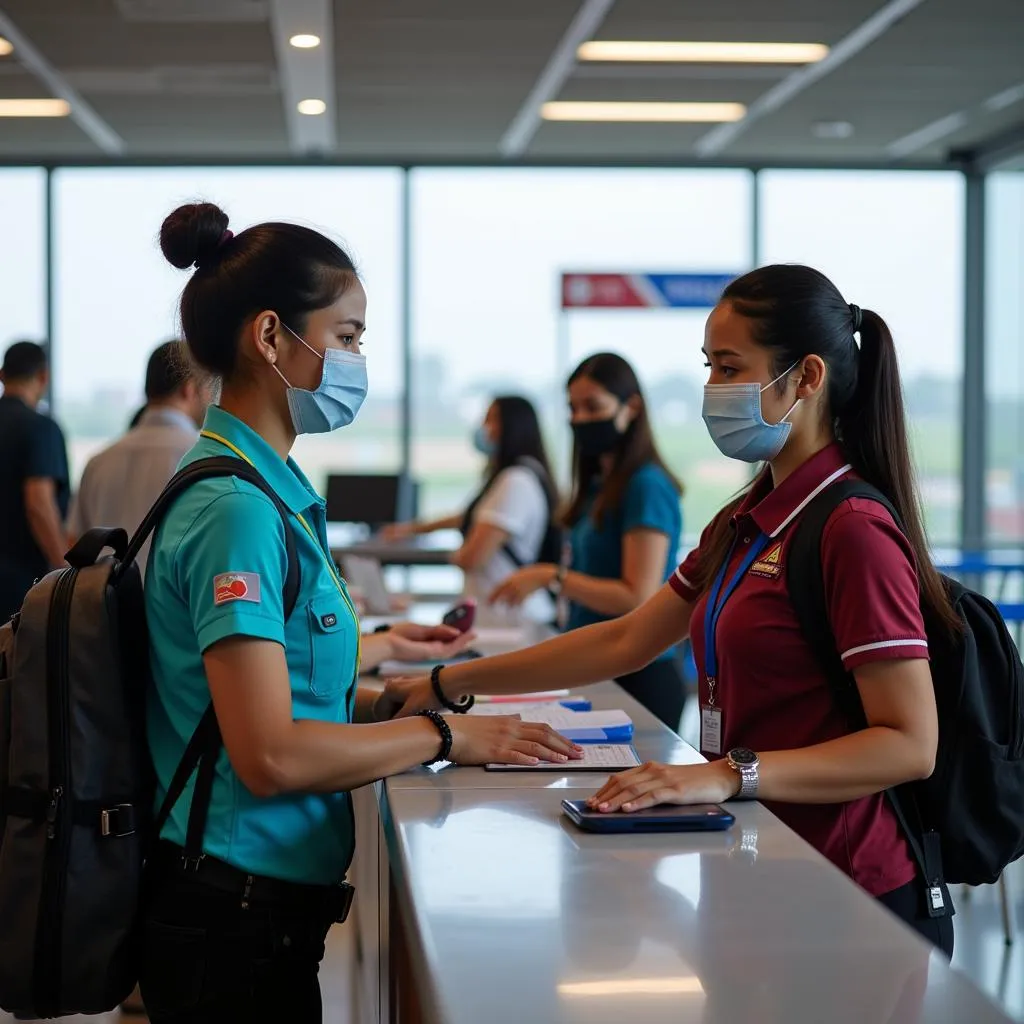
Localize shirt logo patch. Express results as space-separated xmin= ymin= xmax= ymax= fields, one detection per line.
xmin=749 ymin=542 xmax=783 ymax=579
xmin=213 ymin=572 xmax=262 ymax=606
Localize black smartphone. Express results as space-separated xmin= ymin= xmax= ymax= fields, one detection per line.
xmin=561 ymin=799 xmax=735 ymax=834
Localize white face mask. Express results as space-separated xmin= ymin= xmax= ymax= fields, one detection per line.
xmin=701 ymin=362 xmax=800 ymax=463
xmin=271 ymin=323 xmax=368 ymax=434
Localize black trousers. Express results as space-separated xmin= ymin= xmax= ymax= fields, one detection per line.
xmin=616 ymin=656 xmax=687 ymax=732
xmin=139 ymin=859 xmax=337 ymax=1024
xmin=877 ymin=879 xmax=955 ymax=957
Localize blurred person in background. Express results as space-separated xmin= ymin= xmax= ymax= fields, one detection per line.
xmin=0 ymin=341 xmax=70 ymax=623
xmin=68 ymin=340 xmax=212 ymax=577
xmin=382 ymin=395 xmax=560 ymax=624
xmin=489 ymin=353 xmax=686 ymax=729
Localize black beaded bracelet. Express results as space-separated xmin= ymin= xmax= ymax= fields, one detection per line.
xmin=418 ymin=709 xmax=453 ymax=766
xmin=431 ymin=665 xmax=475 ymax=714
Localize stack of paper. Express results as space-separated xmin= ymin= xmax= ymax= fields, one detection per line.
xmin=468 ymin=704 xmax=633 ymax=743
xmin=475 ymin=690 xmax=572 ymax=703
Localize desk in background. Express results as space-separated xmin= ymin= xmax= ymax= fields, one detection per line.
xmin=329 ymin=525 xmax=461 ymax=568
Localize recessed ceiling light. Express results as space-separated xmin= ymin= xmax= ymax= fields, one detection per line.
xmin=812 ymin=120 xmax=854 ymax=139
xmin=289 ymin=33 xmax=321 ymax=49
xmin=0 ymin=36 xmax=12 ymax=57
xmin=297 ymin=98 xmax=327 ymax=115
xmin=541 ymin=101 xmax=745 ymax=123
xmin=0 ymin=99 xmax=71 ymax=118
xmin=577 ymin=41 xmax=829 ymax=64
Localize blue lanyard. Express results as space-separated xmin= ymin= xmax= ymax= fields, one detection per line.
xmin=703 ymin=531 xmax=768 ymax=705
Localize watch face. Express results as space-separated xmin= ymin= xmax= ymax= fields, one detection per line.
xmin=729 ymin=747 xmax=758 ymax=766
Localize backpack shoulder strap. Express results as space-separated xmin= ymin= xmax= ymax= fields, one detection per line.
xmin=785 ymin=478 xmax=898 ymax=726
xmin=123 ymin=455 xmax=300 ymax=619
xmin=143 ymin=456 xmax=303 ymax=858
xmin=785 ymin=478 xmax=950 ymax=906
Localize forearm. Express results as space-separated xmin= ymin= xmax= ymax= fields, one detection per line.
xmin=353 ymin=683 xmax=384 ymax=723
xmin=561 ymin=570 xmax=647 ymax=618
xmin=27 ymin=501 xmax=67 ymax=567
xmin=442 ymin=616 xmax=644 ymax=698
xmin=262 ymin=717 xmax=442 ymax=795
xmin=358 ymin=632 xmax=394 ymax=672
xmin=758 ymin=727 xmax=935 ymax=804
xmin=451 ymin=530 xmax=504 ymax=572
xmin=417 ymin=513 xmax=462 ymax=534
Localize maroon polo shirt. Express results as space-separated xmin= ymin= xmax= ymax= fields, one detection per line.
xmin=670 ymin=443 xmax=924 ymax=897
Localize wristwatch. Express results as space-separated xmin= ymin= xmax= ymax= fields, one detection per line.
xmin=726 ymin=747 xmax=760 ymax=800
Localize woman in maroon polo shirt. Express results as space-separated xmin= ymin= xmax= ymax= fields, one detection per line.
xmin=383 ymin=264 xmax=956 ymax=954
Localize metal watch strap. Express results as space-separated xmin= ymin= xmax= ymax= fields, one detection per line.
xmin=736 ymin=765 xmax=759 ymax=799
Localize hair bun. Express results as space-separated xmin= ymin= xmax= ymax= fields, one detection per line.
xmin=160 ymin=202 xmax=230 ymax=271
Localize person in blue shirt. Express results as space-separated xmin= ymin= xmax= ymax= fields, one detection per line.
xmin=139 ymin=201 xmax=578 ymax=1024
xmin=491 ymin=352 xmax=685 ymax=728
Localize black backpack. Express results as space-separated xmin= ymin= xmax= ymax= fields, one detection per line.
xmin=0 ymin=456 xmax=300 ymax=1019
xmin=786 ymin=478 xmax=1024 ymax=903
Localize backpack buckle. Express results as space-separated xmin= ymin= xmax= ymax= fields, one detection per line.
xmin=100 ymin=804 xmax=136 ymax=838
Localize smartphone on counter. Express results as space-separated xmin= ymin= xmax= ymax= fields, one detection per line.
xmin=561 ymin=800 xmax=735 ymax=834
xmin=442 ymin=599 xmax=476 ymax=633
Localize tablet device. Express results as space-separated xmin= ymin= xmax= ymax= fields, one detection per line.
xmin=561 ymin=800 xmax=735 ymax=834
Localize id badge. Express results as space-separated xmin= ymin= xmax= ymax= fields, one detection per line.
xmin=701 ymin=706 xmax=722 ymax=755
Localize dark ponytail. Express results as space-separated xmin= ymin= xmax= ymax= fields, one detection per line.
xmin=838 ymin=308 xmax=959 ymax=636
xmin=691 ymin=265 xmax=959 ymax=637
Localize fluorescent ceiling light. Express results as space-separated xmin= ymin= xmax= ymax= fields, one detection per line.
xmin=0 ymin=36 xmax=12 ymax=56
xmin=297 ymin=98 xmax=327 ymax=115
xmin=542 ymin=101 xmax=745 ymax=123
xmin=0 ymin=99 xmax=71 ymax=117
xmin=578 ymin=41 xmax=829 ymax=64
xmin=289 ymin=33 xmax=321 ymax=49
xmin=559 ymin=977 xmax=704 ymax=997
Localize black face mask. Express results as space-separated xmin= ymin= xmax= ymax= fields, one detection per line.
xmin=572 ymin=416 xmax=623 ymax=458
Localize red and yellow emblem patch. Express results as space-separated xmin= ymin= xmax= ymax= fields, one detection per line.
xmin=749 ymin=542 xmax=783 ymax=579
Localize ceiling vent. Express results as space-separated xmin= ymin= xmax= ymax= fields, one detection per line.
xmin=66 ymin=64 xmax=279 ymax=96
xmin=116 ymin=0 xmax=268 ymax=22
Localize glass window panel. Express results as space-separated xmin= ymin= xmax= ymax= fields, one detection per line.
xmin=760 ymin=170 xmax=965 ymax=548
xmin=53 ymin=168 xmax=403 ymax=487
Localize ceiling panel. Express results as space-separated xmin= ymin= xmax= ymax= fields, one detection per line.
xmin=0 ymin=0 xmax=1017 ymax=164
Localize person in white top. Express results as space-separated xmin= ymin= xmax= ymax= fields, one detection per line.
xmin=382 ymin=396 xmax=560 ymax=623
xmin=68 ymin=340 xmax=212 ymax=576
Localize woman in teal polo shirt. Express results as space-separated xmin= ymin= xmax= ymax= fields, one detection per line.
xmin=140 ymin=202 xmax=578 ymax=1024
xmin=491 ymin=353 xmax=685 ymax=728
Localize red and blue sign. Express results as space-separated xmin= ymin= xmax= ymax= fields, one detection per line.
xmin=561 ymin=272 xmax=738 ymax=310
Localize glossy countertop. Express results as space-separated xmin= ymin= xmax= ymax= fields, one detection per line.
xmin=379 ymin=680 xmax=1014 ymax=1024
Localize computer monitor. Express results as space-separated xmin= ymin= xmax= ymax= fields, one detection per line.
xmin=325 ymin=473 xmax=417 ymax=528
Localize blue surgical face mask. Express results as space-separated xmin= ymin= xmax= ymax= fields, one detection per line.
xmin=273 ymin=323 xmax=367 ymax=435
xmin=702 ymin=362 xmax=800 ymax=463
xmin=473 ymin=425 xmax=497 ymax=457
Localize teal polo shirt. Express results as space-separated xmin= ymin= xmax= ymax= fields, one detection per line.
xmin=145 ymin=405 xmax=361 ymax=886
xmin=566 ymin=462 xmax=682 ymax=662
